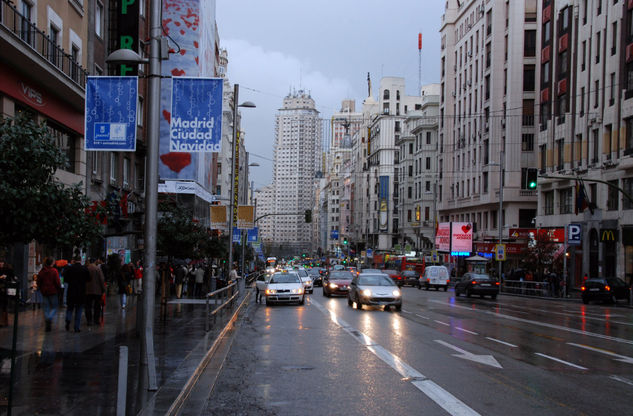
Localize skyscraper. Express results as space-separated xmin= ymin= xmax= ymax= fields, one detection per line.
xmin=269 ymin=89 xmax=322 ymax=255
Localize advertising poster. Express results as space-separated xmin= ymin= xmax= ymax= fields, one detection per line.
xmin=210 ymin=205 xmax=227 ymax=230
xmin=451 ymin=222 xmax=473 ymax=253
xmin=435 ymin=222 xmax=451 ymax=252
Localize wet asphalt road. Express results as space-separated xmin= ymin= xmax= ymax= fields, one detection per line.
xmin=201 ymin=287 xmax=633 ymax=416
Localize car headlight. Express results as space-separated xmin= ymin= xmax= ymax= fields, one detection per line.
xmin=265 ymin=289 xmax=276 ymax=295
xmin=362 ymin=289 xmax=372 ymax=297
xmin=329 ymin=283 xmax=338 ymax=289
xmin=293 ymin=288 xmax=304 ymax=294
xmin=392 ymin=289 xmax=401 ymax=297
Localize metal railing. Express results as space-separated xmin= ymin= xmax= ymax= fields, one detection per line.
xmin=204 ymin=282 xmax=238 ymax=332
xmin=0 ymin=0 xmax=87 ymax=87
xmin=501 ymin=280 xmax=550 ymax=297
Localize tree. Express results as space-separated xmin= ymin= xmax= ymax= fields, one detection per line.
xmin=518 ymin=232 xmax=558 ymax=280
xmin=0 ymin=114 xmax=102 ymax=251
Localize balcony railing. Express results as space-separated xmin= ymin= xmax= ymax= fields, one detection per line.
xmin=0 ymin=0 xmax=87 ymax=87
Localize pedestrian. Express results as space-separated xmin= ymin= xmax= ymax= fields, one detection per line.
xmin=174 ymin=264 xmax=187 ymax=298
xmin=193 ymin=265 xmax=205 ymax=298
xmin=29 ymin=273 xmax=42 ymax=310
xmin=229 ymin=266 xmax=239 ymax=283
xmin=134 ymin=260 xmax=143 ymax=295
xmin=85 ymin=258 xmax=106 ymax=328
xmin=64 ymin=256 xmax=89 ymax=332
xmin=118 ymin=262 xmax=133 ymax=309
xmin=36 ymin=257 xmax=62 ymax=331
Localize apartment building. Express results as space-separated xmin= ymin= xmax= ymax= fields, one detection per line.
xmin=536 ymin=0 xmax=633 ymax=286
xmin=439 ymin=0 xmax=539 ymax=270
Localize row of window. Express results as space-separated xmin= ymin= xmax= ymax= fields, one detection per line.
xmin=542 ymin=177 xmax=633 ymax=216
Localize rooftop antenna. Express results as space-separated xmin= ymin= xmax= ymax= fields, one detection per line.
xmin=418 ymin=33 xmax=422 ymax=94
xmin=367 ymin=72 xmax=372 ymax=97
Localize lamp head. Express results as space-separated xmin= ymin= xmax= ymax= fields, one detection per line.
xmin=106 ymin=49 xmax=148 ymax=65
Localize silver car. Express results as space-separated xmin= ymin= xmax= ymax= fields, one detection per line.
xmin=347 ymin=273 xmax=402 ymax=311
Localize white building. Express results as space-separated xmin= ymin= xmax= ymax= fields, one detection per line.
xmin=439 ymin=0 xmax=539 ymax=272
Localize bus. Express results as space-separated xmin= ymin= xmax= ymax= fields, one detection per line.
xmin=384 ymin=255 xmax=425 ymax=274
xmin=266 ymin=257 xmax=277 ymax=271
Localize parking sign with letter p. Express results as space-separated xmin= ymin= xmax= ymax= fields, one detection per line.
xmin=567 ymin=223 xmax=582 ymax=246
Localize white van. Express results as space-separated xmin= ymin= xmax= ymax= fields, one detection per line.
xmin=419 ymin=265 xmax=449 ymax=291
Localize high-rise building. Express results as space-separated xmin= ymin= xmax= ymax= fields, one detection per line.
xmin=439 ymin=0 xmax=538 ymax=271
xmin=268 ymin=89 xmax=322 ymax=255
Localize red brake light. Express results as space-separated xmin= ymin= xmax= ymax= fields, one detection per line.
xmin=581 ymin=286 xmax=586 ymax=291
xmin=495 ymin=282 xmax=500 ymax=286
xmin=605 ymin=285 xmax=611 ymax=291
xmin=426 ymin=278 xmax=430 ymax=282
xmin=472 ymin=281 xmax=477 ymax=285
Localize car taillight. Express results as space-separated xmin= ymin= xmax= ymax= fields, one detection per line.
xmin=605 ymin=285 xmax=611 ymax=291
xmin=472 ymin=281 xmax=477 ymax=285
xmin=446 ymin=279 xmax=450 ymax=284
xmin=426 ymin=278 xmax=430 ymax=282
xmin=581 ymin=286 xmax=586 ymax=291
xmin=495 ymin=282 xmax=500 ymax=286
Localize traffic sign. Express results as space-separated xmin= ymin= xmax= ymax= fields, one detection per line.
xmin=495 ymin=244 xmax=506 ymax=261
xmin=567 ymin=223 xmax=582 ymax=246
xmin=330 ymin=229 xmax=339 ymax=240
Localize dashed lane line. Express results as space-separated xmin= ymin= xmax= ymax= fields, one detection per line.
xmin=534 ymin=353 xmax=588 ymax=370
xmin=311 ymin=298 xmax=481 ymax=416
xmin=485 ymin=337 xmax=518 ymax=348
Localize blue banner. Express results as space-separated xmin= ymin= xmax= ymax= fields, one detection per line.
xmin=85 ymin=76 xmax=137 ymax=151
xmin=247 ymin=227 xmax=259 ymax=242
xmin=170 ymin=77 xmax=223 ymax=153
xmin=379 ymin=176 xmax=389 ymax=199
xmin=232 ymin=227 xmax=241 ymax=243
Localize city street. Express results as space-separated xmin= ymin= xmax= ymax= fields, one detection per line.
xmin=202 ymin=287 xmax=633 ymax=416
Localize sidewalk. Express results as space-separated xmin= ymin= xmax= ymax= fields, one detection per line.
xmin=0 ymin=291 xmax=235 ymax=415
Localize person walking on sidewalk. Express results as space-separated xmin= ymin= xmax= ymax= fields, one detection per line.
xmin=85 ymin=258 xmax=106 ymax=327
xmin=118 ymin=262 xmax=133 ymax=309
xmin=36 ymin=257 xmax=61 ymax=331
xmin=193 ymin=265 xmax=205 ymax=298
xmin=64 ymin=256 xmax=89 ymax=332
xmin=134 ymin=260 xmax=143 ymax=295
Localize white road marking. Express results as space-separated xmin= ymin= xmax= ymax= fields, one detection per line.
xmin=485 ymin=337 xmax=517 ymax=348
xmin=430 ymin=299 xmax=633 ymax=346
xmin=610 ymin=375 xmax=633 ymax=387
xmin=311 ymin=299 xmax=481 ymax=416
xmin=435 ymin=320 xmax=451 ymax=326
xmin=401 ymin=309 xmax=413 ymax=314
xmin=435 ymin=340 xmax=502 ymax=368
xmin=534 ymin=353 xmax=588 ymax=370
xmin=455 ymin=327 xmax=479 ymax=335
xmin=567 ymin=343 xmax=633 ymax=364
xmin=415 ymin=313 xmax=430 ymax=320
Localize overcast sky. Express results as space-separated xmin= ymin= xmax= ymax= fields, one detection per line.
xmin=216 ymin=0 xmax=446 ymax=188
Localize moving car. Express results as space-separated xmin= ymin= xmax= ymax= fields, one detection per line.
xmin=420 ymin=265 xmax=450 ymax=291
xmin=382 ymin=269 xmax=404 ymax=287
xmin=307 ymin=268 xmax=322 ymax=287
xmin=347 ymin=272 xmax=402 ymax=311
xmin=264 ymin=271 xmax=305 ymax=305
xmin=401 ymin=270 xmax=420 ymax=287
xmin=323 ymin=270 xmax=355 ymax=297
xmin=295 ymin=269 xmax=314 ymax=293
xmin=581 ymin=277 xmax=631 ymax=304
xmin=454 ymin=272 xmax=499 ymax=299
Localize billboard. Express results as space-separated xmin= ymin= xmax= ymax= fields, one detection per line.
xmin=435 ymin=222 xmax=451 ymax=252
xmin=209 ymin=205 xmax=227 ymax=230
xmin=451 ymin=222 xmax=473 ymax=253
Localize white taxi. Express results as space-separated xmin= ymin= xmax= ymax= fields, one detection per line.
xmin=264 ymin=271 xmax=305 ymax=306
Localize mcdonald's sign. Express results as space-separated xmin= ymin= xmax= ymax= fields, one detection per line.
xmin=600 ymin=228 xmax=617 ymax=242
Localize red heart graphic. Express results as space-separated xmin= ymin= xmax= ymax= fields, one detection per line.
xmin=160 ymin=152 xmax=191 ymax=173
xmin=461 ymin=224 xmax=472 ymax=233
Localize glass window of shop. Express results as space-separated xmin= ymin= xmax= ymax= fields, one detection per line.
xmin=46 ymin=121 xmax=77 ymax=174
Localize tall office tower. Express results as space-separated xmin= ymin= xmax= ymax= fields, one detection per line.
xmin=271 ymin=89 xmax=322 ymax=255
xmin=438 ymin=0 xmax=538 ymax=271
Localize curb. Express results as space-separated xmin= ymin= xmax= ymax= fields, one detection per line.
xmin=165 ymin=290 xmax=252 ymax=416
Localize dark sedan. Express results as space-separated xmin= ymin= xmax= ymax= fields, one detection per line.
xmin=582 ymin=277 xmax=631 ymax=304
xmin=401 ymin=270 xmax=420 ymax=287
xmin=382 ymin=269 xmax=404 ymax=287
xmin=307 ymin=268 xmax=322 ymax=287
xmin=323 ymin=270 xmax=355 ymax=297
xmin=454 ymin=273 xmax=499 ymax=299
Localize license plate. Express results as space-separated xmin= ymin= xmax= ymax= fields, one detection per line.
xmin=480 ymin=283 xmax=490 ymax=287
xmin=589 ymin=288 xmax=599 ymax=291
xmin=7 ymin=288 xmax=16 ymax=296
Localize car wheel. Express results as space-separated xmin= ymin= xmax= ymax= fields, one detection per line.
xmin=582 ymin=297 xmax=589 ymax=304
xmin=395 ymin=304 xmax=402 ymax=311
xmin=425 ymin=285 xmax=429 ymax=291
xmin=384 ymin=305 xmax=390 ymax=311
xmin=443 ymin=286 xmax=448 ymax=292
xmin=417 ymin=283 xmax=421 ymax=290
xmin=466 ymin=289 xmax=472 ymax=298
xmin=610 ymin=295 xmax=617 ymax=305
xmin=299 ymin=296 xmax=305 ymax=305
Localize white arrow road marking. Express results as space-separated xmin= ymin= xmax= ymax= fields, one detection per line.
xmin=534 ymin=353 xmax=588 ymax=370
xmin=568 ymin=343 xmax=633 ymax=364
xmin=311 ymin=299 xmax=481 ymax=416
xmin=610 ymin=375 xmax=633 ymax=387
xmin=435 ymin=339 xmax=503 ymax=368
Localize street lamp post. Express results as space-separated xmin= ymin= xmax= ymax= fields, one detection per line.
xmin=105 ymin=0 xmax=162 ymax=391
xmin=498 ymin=150 xmax=504 ymax=283
xmin=240 ymin=163 xmax=259 ymax=281
xmin=227 ymin=83 xmax=255 ymax=279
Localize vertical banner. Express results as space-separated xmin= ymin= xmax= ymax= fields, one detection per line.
xmin=114 ymin=0 xmax=139 ymax=76
xmin=237 ymin=205 xmax=255 ymax=229
xmin=233 ymin=132 xmax=240 ymax=227
xmin=209 ymin=205 xmax=227 ymax=230
xmin=451 ymin=222 xmax=473 ymax=253
xmin=170 ymin=77 xmax=223 ymax=152
xmin=435 ymin=222 xmax=451 ymax=252
xmin=85 ymin=76 xmax=138 ymax=151
xmin=379 ymin=175 xmax=389 ymax=232
xmin=232 ymin=227 xmax=241 ymax=243
xmin=247 ymin=227 xmax=259 ymax=243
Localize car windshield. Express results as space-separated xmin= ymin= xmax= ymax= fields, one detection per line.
xmin=426 ymin=267 xmax=448 ymax=278
xmin=270 ymin=273 xmax=300 ymax=284
xmin=307 ymin=269 xmax=320 ymax=276
xmin=358 ymin=275 xmax=394 ymax=286
xmin=382 ymin=269 xmax=398 ymax=275
xmin=470 ymin=273 xmax=491 ymax=280
xmin=296 ymin=270 xmax=308 ymax=277
xmin=329 ymin=271 xmax=353 ymax=280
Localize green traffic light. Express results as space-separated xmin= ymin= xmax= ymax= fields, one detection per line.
xmin=528 ymin=181 xmax=537 ymax=189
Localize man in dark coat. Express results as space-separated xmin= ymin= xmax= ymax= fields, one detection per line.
xmin=64 ymin=256 xmax=89 ymax=332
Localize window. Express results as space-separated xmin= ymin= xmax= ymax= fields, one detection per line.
xmin=110 ymin=153 xmax=118 ymax=184
xmin=91 ymin=152 xmax=101 ymax=178
xmin=483 ymin=172 xmax=488 ymax=193
xmin=383 ymin=89 xmax=390 ymax=100
xmin=426 ymin=157 xmax=431 ymax=170
xmin=596 ymin=31 xmax=601 ymax=64
xmin=540 ymin=144 xmax=547 ymax=171
xmin=544 ymin=191 xmax=554 ymax=215
xmin=542 ymin=61 xmax=550 ymax=85
xmin=524 ymin=30 xmax=536 ymax=56
xmin=610 ymin=73 xmax=615 ymax=105
xmin=623 ymin=177 xmax=633 ymax=210
xmin=607 ymin=180 xmax=619 ymax=211
xmin=595 ymin=80 xmax=600 ymax=108
xmin=597 ymin=0 xmax=602 ymax=15
xmin=425 ymin=181 xmax=431 ymax=192
xmin=426 ymin=132 xmax=431 ymax=144
xmin=123 ymin=158 xmax=130 ymax=188
xmin=21 ymin=1 xmax=33 ymax=45
xmin=582 ymin=41 xmax=586 ymax=71
xmin=523 ymin=99 xmax=535 ymax=126
xmin=138 ymin=96 xmax=144 ymax=126
xmin=408 ymin=142 xmax=413 ymax=154
xmin=523 ymin=65 xmax=535 ymax=91
xmin=408 ymin=165 xmax=413 ymax=177
xmin=47 ymin=122 xmax=77 ymax=174
xmin=612 ymin=22 xmax=618 ymax=55
xmin=522 ymin=134 xmax=534 ymax=151
xmin=407 ymin=210 xmax=412 ymax=222
xmin=592 ymin=129 xmax=599 ymax=163
xmin=560 ymin=188 xmax=573 ymax=214
xmin=556 ymin=139 xmax=564 ymax=170
xmin=626 ymin=118 xmax=633 ymax=155
xmin=96 ymin=2 xmax=104 ymax=38
xmin=49 ymin=25 xmax=60 ymax=66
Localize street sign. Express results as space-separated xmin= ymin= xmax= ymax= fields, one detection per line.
xmin=495 ymin=244 xmax=506 ymax=261
xmin=431 ymin=250 xmax=438 ymax=263
xmin=247 ymin=227 xmax=258 ymax=242
xmin=232 ymin=227 xmax=241 ymax=243
xmin=331 ymin=229 xmax=339 ymax=240
xmin=567 ymin=223 xmax=582 ymax=246
xmin=366 ymin=249 xmax=373 ymax=259
xmin=85 ymin=76 xmax=138 ymax=151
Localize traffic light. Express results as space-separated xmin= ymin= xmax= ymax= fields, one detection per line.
xmin=527 ymin=168 xmax=538 ymax=189
xmin=304 ymin=209 xmax=312 ymax=223
xmin=343 ymin=237 xmax=348 ymax=245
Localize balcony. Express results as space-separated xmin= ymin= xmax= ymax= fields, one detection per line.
xmin=0 ymin=0 xmax=87 ymax=105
